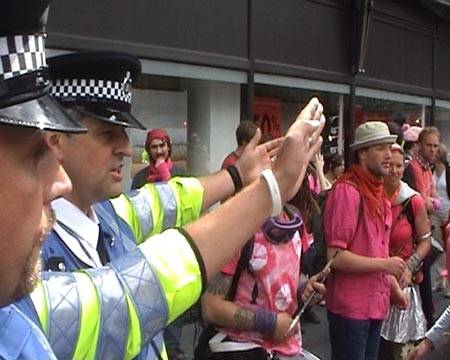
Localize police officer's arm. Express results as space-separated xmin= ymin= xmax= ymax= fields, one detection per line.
xmin=30 ymin=98 xmax=324 ymax=359
xmin=112 ymin=134 xmax=282 ymax=244
xmin=198 ymin=133 xmax=283 ymax=210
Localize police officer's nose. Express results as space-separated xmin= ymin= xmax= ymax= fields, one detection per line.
xmin=42 ymin=157 xmax=72 ymax=206
xmin=115 ymin=129 xmax=132 ymax=157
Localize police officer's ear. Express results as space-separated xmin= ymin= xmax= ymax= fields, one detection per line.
xmin=42 ymin=131 xmax=66 ymax=162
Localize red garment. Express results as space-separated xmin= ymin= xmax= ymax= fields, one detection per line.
xmin=146 ymin=158 xmax=173 ymax=183
xmin=389 ymin=194 xmax=424 ymax=260
xmin=337 ymin=164 xmax=386 ymax=219
xmin=408 ymin=158 xmax=434 ymax=199
xmin=221 ymin=151 xmax=239 ymax=169
xmin=220 ymin=224 xmax=303 ymax=355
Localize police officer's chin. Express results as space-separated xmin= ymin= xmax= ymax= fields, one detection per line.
xmin=14 ymin=244 xmax=42 ymax=302
xmin=0 ymin=259 xmax=41 ymax=308
xmin=12 ymin=216 xmax=49 ymax=304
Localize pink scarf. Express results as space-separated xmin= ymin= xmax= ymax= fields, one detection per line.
xmin=147 ymin=158 xmax=173 ymax=182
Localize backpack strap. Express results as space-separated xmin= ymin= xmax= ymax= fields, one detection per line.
xmin=226 ymin=237 xmax=255 ymax=302
xmin=403 ymin=198 xmax=415 ymax=232
xmin=403 ymin=162 xmax=417 ymax=191
xmin=393 ymin=197 xmax=414 ymax=226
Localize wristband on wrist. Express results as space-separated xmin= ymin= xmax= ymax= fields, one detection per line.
xmin=419 ymin=232 xmax=432 ymax=241
xmin=252 ymin=307 xmax=277 ymax=336
xmin=226 ymin=165 xmax=243 ymax=193
xmin=261 ymin=169 xmax=283 ymax=217
xmin=406 ymin=252 xmax=422 ymax=273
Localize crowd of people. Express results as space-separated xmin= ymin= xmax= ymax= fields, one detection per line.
xmin=142 ymin=119 xmax=450 ymax=360
xmin=1 ymin=2 xmax=450 ymax=360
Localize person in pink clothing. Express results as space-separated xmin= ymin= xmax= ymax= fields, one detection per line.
xmin=379 ymin=144 xmax=431 ymax=360
xmin=323 ymin=121 xmax=408 ymax=360
xmin=403 ymin=127 xmax=440 ymax=213
xmin=199 ymin=191 xmax=326 ymax=359
xmin=402 ymin=127 xmax=440 ymax=331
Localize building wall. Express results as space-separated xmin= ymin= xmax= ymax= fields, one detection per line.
xmin=45 ymin=0 xmax=450 ymax=166
xmin=47 ymin=0 xmax=450 ymax=100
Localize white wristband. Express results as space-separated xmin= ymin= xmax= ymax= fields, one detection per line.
xmin=261 ymin=169 xmax=283 ymax=217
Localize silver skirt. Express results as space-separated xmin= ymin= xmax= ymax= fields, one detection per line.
xmin=380 ymin=284 xmax=427 ymax=343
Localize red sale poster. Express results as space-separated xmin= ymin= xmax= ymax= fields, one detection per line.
xmin=253 ymin=97 xmax=282 ymax=138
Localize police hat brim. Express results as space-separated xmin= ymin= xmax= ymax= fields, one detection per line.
xmin=0 ymin=94 xmax=87 ymax=133
xmin=70 ymin=105 xmax=146 ymax=130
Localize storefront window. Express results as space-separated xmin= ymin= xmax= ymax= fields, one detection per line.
xmin=355 ymin=88 xmax=431 ymax=143
xmin=126 ymin=73 xmax=243 ymax=189
xmin=254 ymin=83 xmax=348 ymax=158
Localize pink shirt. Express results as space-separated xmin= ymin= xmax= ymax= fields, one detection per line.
xmin=220 ymin=228 xmax=302 ymax=355
xmin=323 ymin=182 xmax=392 ymax=320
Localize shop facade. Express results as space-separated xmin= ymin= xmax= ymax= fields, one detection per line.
xmin=46 ymin=0 xmax=450 ymax=187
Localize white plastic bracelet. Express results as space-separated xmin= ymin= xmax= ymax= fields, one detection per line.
xmin=261 ymin=169 xmax=283 ymax=217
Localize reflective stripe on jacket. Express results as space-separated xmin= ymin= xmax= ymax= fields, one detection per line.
xmin=13 ymin=229 xmax=205 ymax=359
xmin=111 ymin=177 xmax=204 ymax=243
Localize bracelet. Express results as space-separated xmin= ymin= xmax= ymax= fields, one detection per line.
xmin=261 ymin=169 xmax=283 ymax=217
xmin=419 ymin=232 xmax=432 ymax=241
xmin=226 ymin=165 xmax=243 ymax=193
xmin=252 ymin=308 xmax=277 ymax=336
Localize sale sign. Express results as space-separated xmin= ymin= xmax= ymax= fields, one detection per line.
xmin=253 ymin=97 xmax=282 ymax=138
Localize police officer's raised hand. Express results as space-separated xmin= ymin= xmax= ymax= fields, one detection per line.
xmin=272 ymin=97 xmax=325 ymax=202
xmin=235 ymin=129 xmax=283 ymax=186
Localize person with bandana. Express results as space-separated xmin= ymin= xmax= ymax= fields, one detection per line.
xmin=132 ymin=128 xmax=185 ymax=190
xmin=324 ymin=121 xmax=408 ymax=360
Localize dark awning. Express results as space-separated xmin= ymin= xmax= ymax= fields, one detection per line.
xmin=419 ymin=0 xmax=450 ymax=21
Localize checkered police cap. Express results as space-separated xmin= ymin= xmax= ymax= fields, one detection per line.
xmin=50 ymin=76 xmax=132 ymax=105
xmin=0 ymin=34 xmax=46 ymax=81
xmin=48 ymin=51 xmax=145 ymax=129
xmin=0 ymin=0 xmax=85 ymax=133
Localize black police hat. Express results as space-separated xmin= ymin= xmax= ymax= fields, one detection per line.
xmin=48 ymin=51 xmax=145 ymax=130
xmin=0 ymin=0 xmax=86 ymax=133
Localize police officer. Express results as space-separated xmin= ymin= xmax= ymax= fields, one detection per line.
xmin=41 ymin=51 xmax=284 ymax=359
xmin=0 ymin=1 xmax=326 ymax=358
xmin=0 ymin=0 xmax=85 ymax=308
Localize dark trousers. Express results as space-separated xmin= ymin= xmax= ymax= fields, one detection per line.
xmin=327 ymin=311 xmax=383 ymax=360
xmin=419 ymin=254 xmax=435 ymax=329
